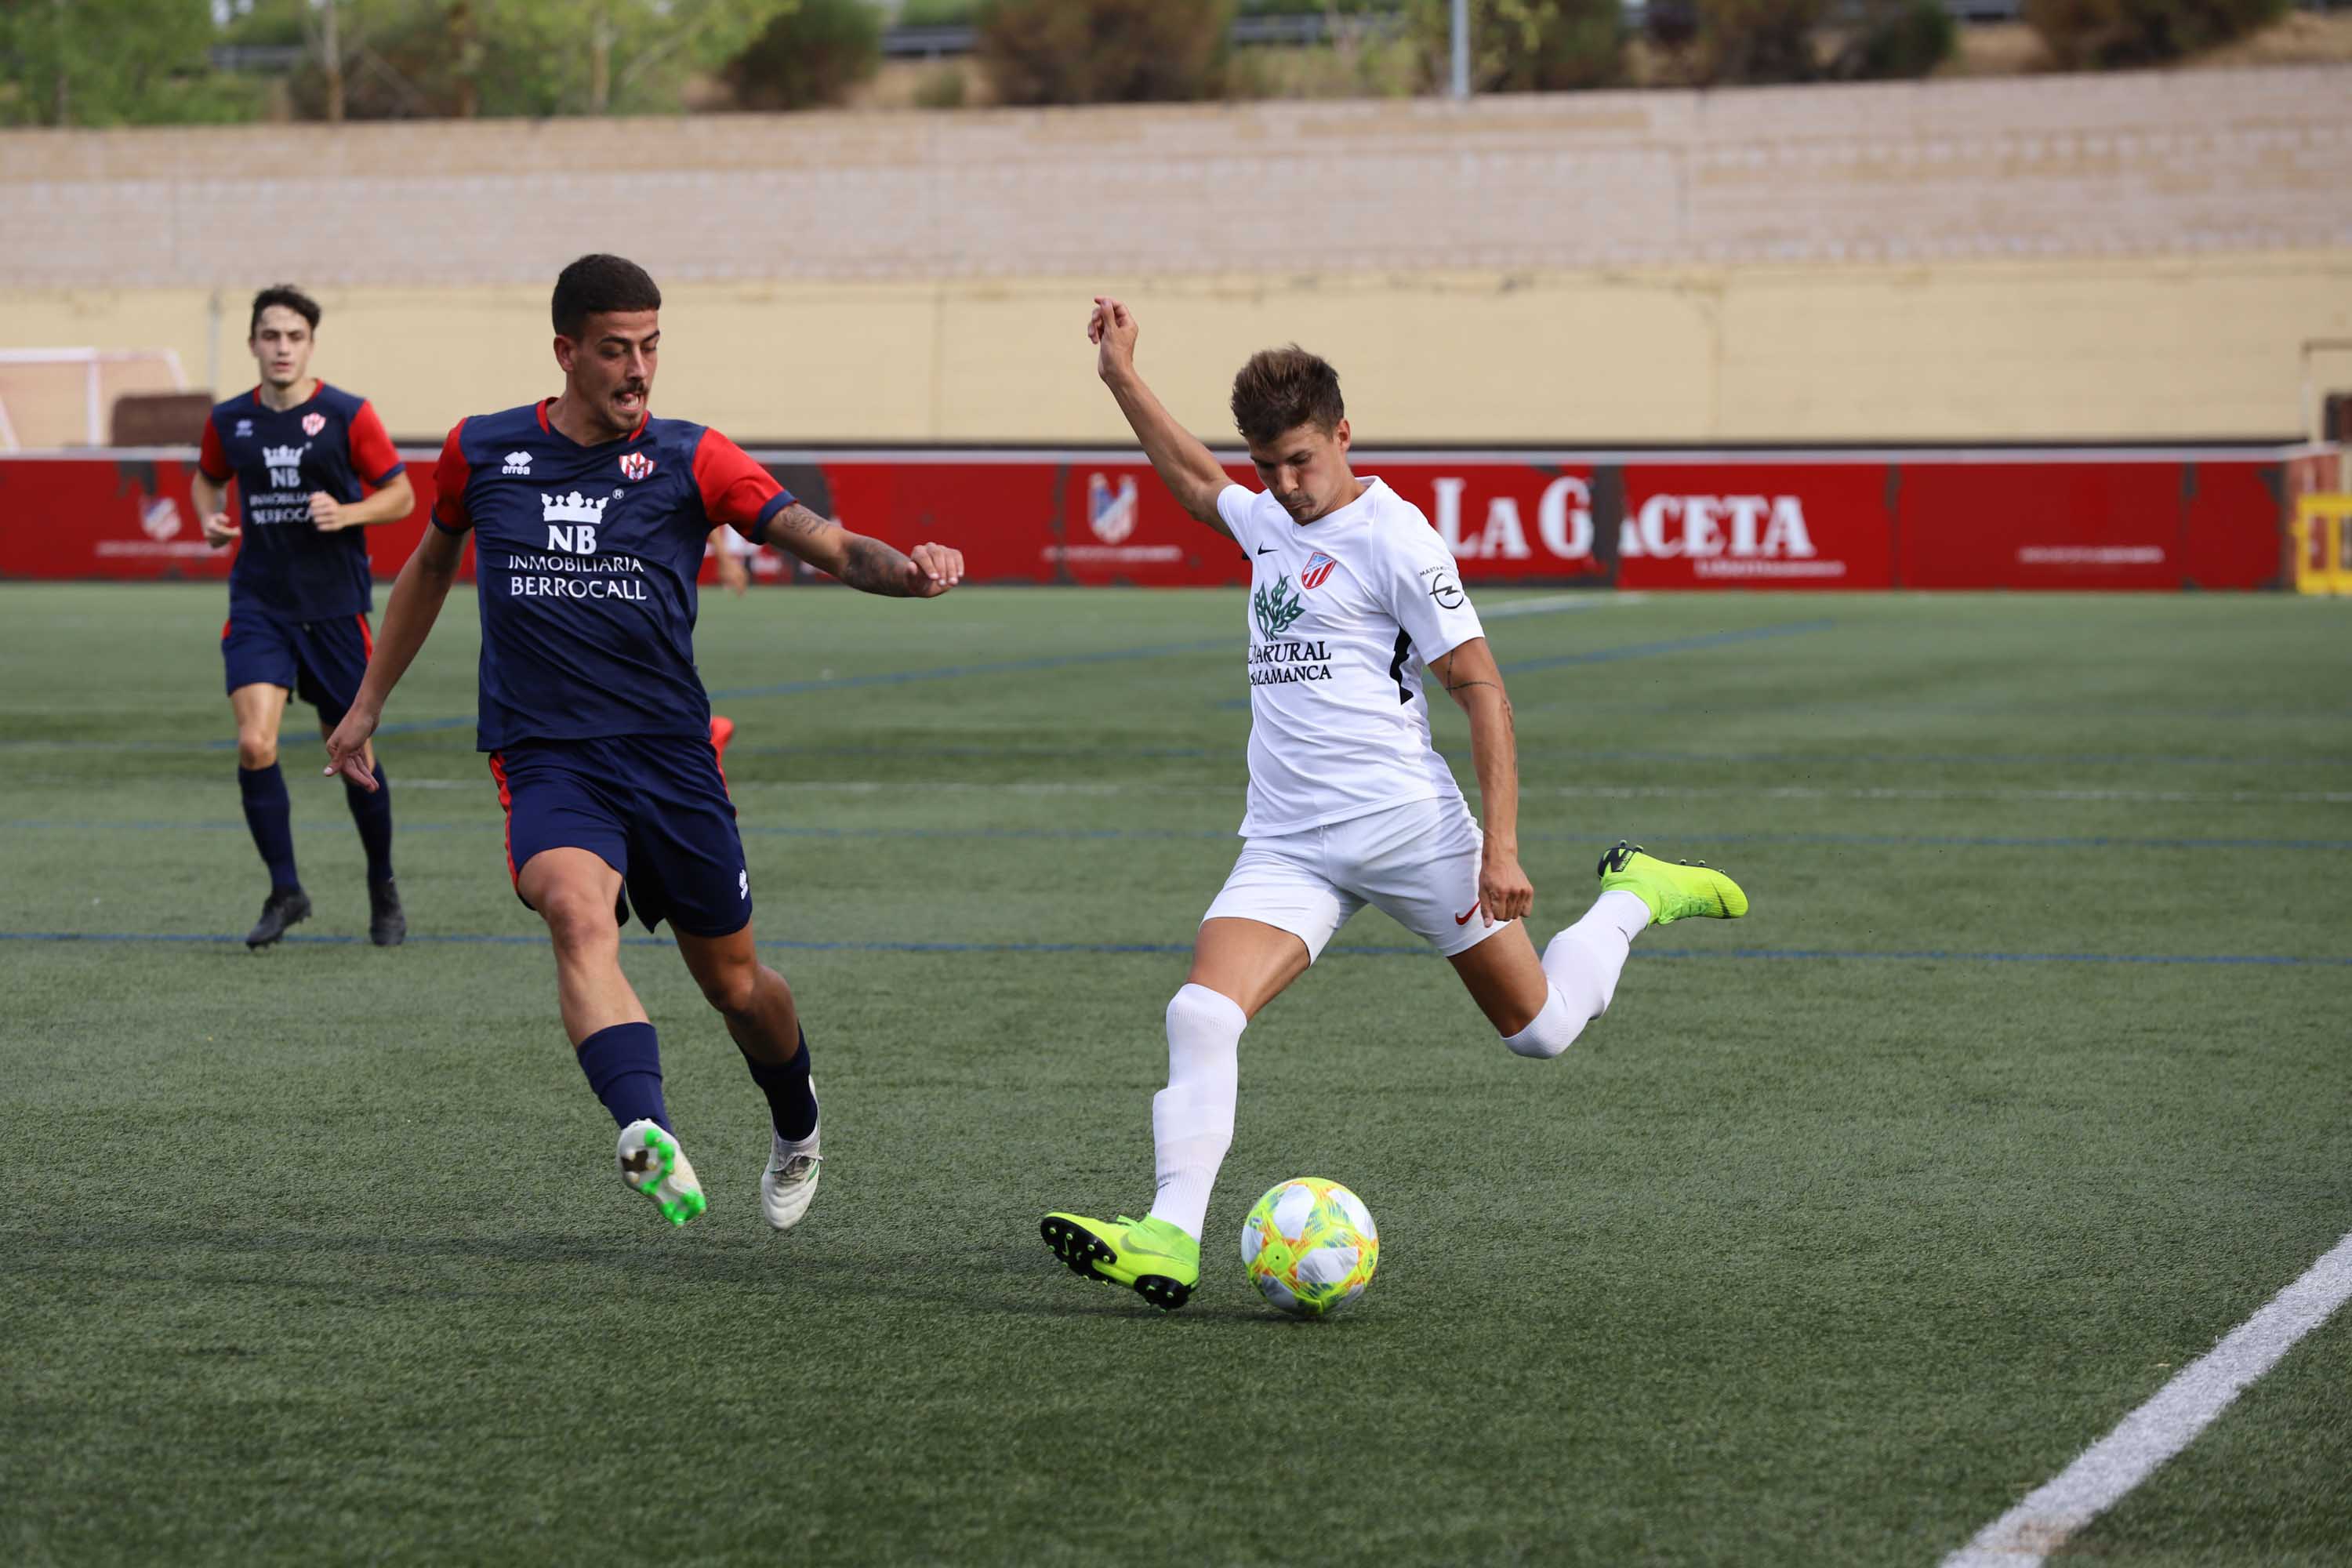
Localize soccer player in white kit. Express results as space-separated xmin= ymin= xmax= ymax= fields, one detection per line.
xmin=1040 ymin=298 xmax=1751 ymax=1310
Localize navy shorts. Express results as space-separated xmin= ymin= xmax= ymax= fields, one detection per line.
xmin=222 ymin=608 xmax=373 ymax=724
xmin=489 ymin=733 xmax=751 ymax=938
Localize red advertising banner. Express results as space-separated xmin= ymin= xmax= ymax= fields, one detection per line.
xmin=0 ymin=445 xmax=2300 ymax=592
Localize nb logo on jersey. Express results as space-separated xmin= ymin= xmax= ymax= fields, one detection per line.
xmin=262 ymin=442 xmax=307 ymax=488
xmin=543 ymin=490 xmax=613 ymax=554
xmin=503 ymin=451 xmax=534 ymax=476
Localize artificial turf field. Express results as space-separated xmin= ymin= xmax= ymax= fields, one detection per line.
xmin=3 ymin=581 xmax=2348 ymax=1566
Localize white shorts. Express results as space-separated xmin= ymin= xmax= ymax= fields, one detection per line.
xmin=1201 ymin=796 xmax=1510 ymax=962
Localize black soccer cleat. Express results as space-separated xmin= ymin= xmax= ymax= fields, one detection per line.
xmin=245 ymin=887 xmax=313 ymax=949
xmin=368 ymin=878 xmax=407 ymax=947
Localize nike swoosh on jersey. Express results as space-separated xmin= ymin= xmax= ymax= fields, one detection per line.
xmin=1454 ymin=904 xmax=1479 ymax=925
xmin=1256 ymin=544 xmax=1276 ymax=555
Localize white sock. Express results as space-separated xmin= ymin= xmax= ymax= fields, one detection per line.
xmin=1502 ymin=984 xmax=1583 ymax=1058
xmin=1541 ymin=889 xmax=1649 ymax=1025
xmin=1145 ymin=983 xmax=1245 ymax=1242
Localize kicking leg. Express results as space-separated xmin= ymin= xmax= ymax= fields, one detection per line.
xmin=1463 ymin=842 xmax=1751 ymax=1060
xmin=519 ymin=847 xmax=702 ymax=1227
xmin=231 ymin=682 xmax=310 ymax=947
xmin=674 ymin=923 xmax=823 ymax=1231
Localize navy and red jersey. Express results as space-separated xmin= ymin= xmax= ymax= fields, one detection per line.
xmin=431 ymin=399 xmax=796 ymax=751
xmin=198 ymin=383 xmax=405 ymax=622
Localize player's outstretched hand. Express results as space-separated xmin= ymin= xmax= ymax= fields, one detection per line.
xmin=1090 ymin=296 xmax=1138 ymax=379
xmin=323 ymin=707 xmax=381 ymax=791
xmin=1479 ymin=842 xmax=1534 ymax=928
xmin=906 ymin=543 xmax=964 ymax=598
xmin=201 ymin=511 xmax=240 ymax=550
xmin=309 ymin=492 xmax=349 ymax=531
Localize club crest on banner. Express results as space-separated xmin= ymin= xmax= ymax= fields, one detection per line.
xmin=1087 ymin=472 xmax=1138 ymax=545
xmin=1301 ymin=551 xmax=1338 ymax=590
xmin=302 ymin=412 xmax=326 ymax=437
xmin=619 ymin=452 xmax=655 ymax=481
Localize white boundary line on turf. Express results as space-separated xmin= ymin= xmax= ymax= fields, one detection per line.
xmin=1942 ymin=1226 xmax=2352 ymax=1567
xmin=1483 ymin=592 xmax=1646 ymax=619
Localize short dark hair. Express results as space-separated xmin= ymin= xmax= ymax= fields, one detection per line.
xmin=249 ymin=285 xmax=321 ymax=337
xmin=553 ymin=254 xmax=662 ymax=339
xmin=1229 ymin=345 xmax=1345 ymax=447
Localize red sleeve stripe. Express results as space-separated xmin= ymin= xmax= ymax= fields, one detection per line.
xmin=350 ymin=401 xmax=405 ymax=488
xmin=197 ymin=416 xmax=232 ymax=483
xmin=430 ymin=419 xmax=474 ymax=534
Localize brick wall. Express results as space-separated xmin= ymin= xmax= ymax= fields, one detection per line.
xmin=4 ymin=66 xmax=2347 ymax=289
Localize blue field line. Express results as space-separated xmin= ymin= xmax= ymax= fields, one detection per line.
xmin=357 ymin=637 xmax=1242 ymax=740
xmin=8 ymin=818 xmax=2351 ymax=854
xmin=2 ymin=930 xmax=2345 ymax=967
xmin=1505 ymin=618 xmax=1838 ymax=672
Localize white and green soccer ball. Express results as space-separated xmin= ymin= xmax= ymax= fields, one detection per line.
xmin=1240 ymin=1177 xmax=1379 ymax=1319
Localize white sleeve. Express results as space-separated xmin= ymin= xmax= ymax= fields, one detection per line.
xmin=1215 ymin=484 xmax=1258 ymax=550
xmin=1386 ymin=526 xmax=1485 ymax=666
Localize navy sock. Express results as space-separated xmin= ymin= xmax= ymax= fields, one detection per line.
xmin=343 ymin=760 xmax=395 ymax=883
xmin=576 ymin=1022 xmax=669 ymax=1131
xmin=744 ymin=1027 xmax=818 ymax=1142
xmin=237 ymin=764 xmax=300 ymax=892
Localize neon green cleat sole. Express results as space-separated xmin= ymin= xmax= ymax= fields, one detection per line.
xmin=1040 ymin=1212 xmax=1200 ymax=1311
xmin=618 ymin=1119 xmax=706 ymax=1228
xmin=1597 ymin=841 xmax=1750 ymax=925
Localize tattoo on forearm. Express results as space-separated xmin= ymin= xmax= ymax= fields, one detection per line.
xmin=770 ymin=503 xmax=827 ymax=542
xmin=838 ymin=533 xmax=915 ymax=597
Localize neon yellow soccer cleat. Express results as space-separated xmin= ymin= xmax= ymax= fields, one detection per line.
xmin=618 ymin=1118 xmax=707 ymax=1227
xmin=1596 ymin=841 xmax=1750 ymax=925
xmin=1040 ymin=1212 xmax=1200 ymax=1311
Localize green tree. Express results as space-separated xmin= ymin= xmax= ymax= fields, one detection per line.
xmin=1 ymin=0 xmax=263 ymax=125
xmin=223 ymin=0 xmax=799 ymax=119
xmin=1406 ymin=0 xmax=1625 ymax=93
xmin=723 ymin=0 xmax=879 ymax=111
xmin=2024 ymin=0 xmax=2287 ymax=67
xmin=977 ymin=0 xmax=1236 ymax=106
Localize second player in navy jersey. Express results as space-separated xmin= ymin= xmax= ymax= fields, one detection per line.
xmin=192 ymin=285 xmax=416 ymax=949
xmin=323 ymin=254 xmax=964 ymax=1232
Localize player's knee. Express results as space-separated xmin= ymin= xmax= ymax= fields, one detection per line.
xmin=695 ymin=957 xmax=764 ymax=1018
xmin=536 ymin=884 xmax=618 ymax=953
xmin=1501 ymin=985 xmax=1582 ymax=1060
xmin=236 ymin=732 xmax=278 ymax=770
xmin=1166 ymin=982 xmax=1247 ymax=1046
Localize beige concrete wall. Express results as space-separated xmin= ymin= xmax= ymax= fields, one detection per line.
xmin=11 ymin=250 xmax=2347 ymax=443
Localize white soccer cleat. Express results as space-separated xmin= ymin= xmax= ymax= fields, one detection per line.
xmin=617 ymin=1118 xmax=706 ymax=1227
xmin=759 ymin=1115 xmax=822 ymax=1232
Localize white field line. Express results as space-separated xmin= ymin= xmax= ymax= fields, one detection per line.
xmin=1942 ymin=1226 xmax=2352 ymax=1567
xmin=334 ymin=779 xmax=2352 ymax=804
xmin=1482 ymin=592 xmax=1646 ymax=619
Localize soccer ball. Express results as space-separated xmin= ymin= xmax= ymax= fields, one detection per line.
xmin=1240 ymin=1178 xmax=1379 ymax=1319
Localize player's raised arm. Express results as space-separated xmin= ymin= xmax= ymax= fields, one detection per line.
xmin=1089 ymin=296 xmax=1235 ymax=537
xmin=1428 ymin=636 xmax=1533 ymax=927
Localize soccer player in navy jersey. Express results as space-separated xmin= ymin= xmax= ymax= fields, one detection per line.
xmin=322 ymin=255 xmax=964 ymax=1231
xmin=193 ymin=285 xmax=416 ymax=949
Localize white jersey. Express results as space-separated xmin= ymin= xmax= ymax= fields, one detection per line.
xmin=1217 ymin=477 xmax=1486 ymax=837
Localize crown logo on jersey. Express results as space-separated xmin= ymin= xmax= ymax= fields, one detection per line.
xmin=262 ymin=444 xmax=307 ymax=468
xmin=541 ymin=490 xmax=612 ymax=526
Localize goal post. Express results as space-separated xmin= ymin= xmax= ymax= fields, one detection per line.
xmin=0 ymin=349 xmax=187 ymax=452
